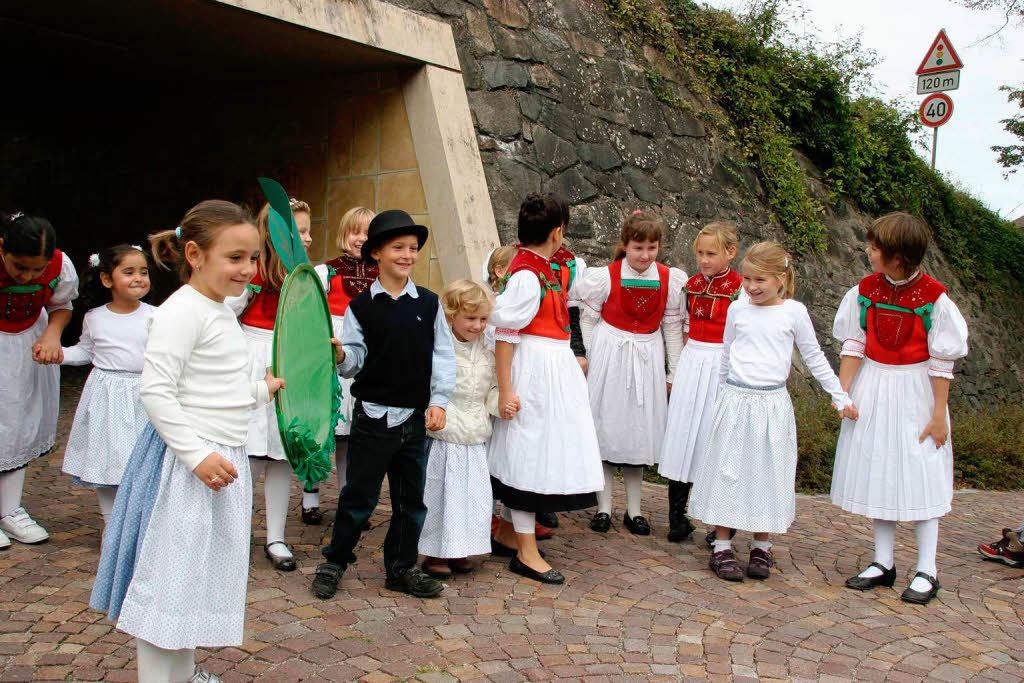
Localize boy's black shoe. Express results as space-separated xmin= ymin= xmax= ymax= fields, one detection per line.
xmin=385 ymin=567 xmax=444 ymax=598
xmin=536 ymin=511 xmax=559 ymax=528
xmin=667 ymin=481 xmax=695 ymax=542
xmin=312 ymin=562 xmax=344 ymax=600
xmin=667 ymin=516 xmax=695 ymax=542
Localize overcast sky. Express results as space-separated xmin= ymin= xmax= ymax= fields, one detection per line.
xmin=703 ymin=0 xmax=1024 ymax=220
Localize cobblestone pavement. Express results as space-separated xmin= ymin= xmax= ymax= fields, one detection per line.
xmin=2 ymin=368 xmax=1024 ymax=681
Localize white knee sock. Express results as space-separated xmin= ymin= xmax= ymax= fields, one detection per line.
xmin=302 ymin=489 xmax=320 ymax=509
xmin=508 ymin=508 xmax=536 ymax=534
xmin=597 ymin=462 xmax=615 ymax=515
xmin=96 ymin=488 xmax=117 ymax=523
xmin=751 ymin=539 xmax=772 ymax=552
xmin=136 ymin=638 xmax=195 ymax=683
xmin=911 ymin=517 xmax=940 ymax=591
xmin=622 ymin=466 xmax=644 ymax=518
xmin=0 ymin=467 xmax=27 ymax=517
xmin=263 ymin=460 xmax=292 ymax=547
xmin=711 ymin=538 xmax=732 ymax=552
xmin=859 ymin=519 xmax=897 ymax=578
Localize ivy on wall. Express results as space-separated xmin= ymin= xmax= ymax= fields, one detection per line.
xmin=607 ymin=0 xmax=1024 ymax=286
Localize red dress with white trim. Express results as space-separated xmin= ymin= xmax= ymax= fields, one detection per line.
xmin=831 ymin=271 xmax=969 ymax=521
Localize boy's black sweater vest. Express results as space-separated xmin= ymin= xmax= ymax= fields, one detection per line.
xmin=349 ymin=286 xmax=437 ymax=411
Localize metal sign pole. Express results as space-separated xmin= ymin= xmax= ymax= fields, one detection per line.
xmin=931 ymin=127 xmax=938 ymax=170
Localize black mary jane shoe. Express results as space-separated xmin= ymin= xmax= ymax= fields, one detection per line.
xmin=590 ymin=512 xmax=612 ymax=533
xmin=623 ymin=513 xmax=652 ymax=536
xmin=492 ymin=538 xmax=544 ymax=558
xmin=509 ymin=556 xmax=564 ymax=584
xmin=264 ymin=541 xmax=297 ymax=571
xmin=845 ymin=562 xmax=897 ymax=591
xmin=900 ymin=572 xmax=941 ymax=605
xmin=536 ymin=511 xmax=559 ymax=528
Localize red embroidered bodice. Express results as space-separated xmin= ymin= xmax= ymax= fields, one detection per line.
xmin=857 ymin=272 xmax=946 ymax=365
xmin=323 ymin=255 xmax=378 ymax=317
xmin=685 ymin=269 xmax=742 ymax=343
xmin=0 ymin=250 xmax=64 ymax=334
xmin=601 ymin=261 xmax=670 ymax=334
xmin=238 ymin=270 xmax=280 ymax=331
xmin=502 ymin=248 xmax=571 ymax=340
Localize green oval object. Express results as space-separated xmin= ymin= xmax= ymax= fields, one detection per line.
xmin=272 ymin=263 xmax=340 ymax=485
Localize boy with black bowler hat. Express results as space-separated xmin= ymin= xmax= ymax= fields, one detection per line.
xmin=313 ymin=209 xmax=455 ymax=600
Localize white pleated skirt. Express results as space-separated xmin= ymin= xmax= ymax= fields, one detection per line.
xmin=587 ymin=322 xmax=666 ymax=466
xmin=658 ymin=340 xmax=724 ymax=482
xmin=241 ymin=325 xmax=285 ymax=460
xmin=0 ymin=314 xmax=59 ymax=471
xmin=418 ymin=439 xmax=493 ymax=558
xmin=116 ymin=438 xmax=252 ymax=649
xmin=831 ymin=359 xmax=953 ymax=521
xmin=688 ymin=382 xmax=797 ymax=534
xmin=487 ymin=335 xmax=603 ymax=495
xmin=62 ymin=369 xmax=148 ymax=486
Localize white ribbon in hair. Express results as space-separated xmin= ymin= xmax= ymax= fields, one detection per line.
xmin=88 ymin=253 xmax=101 ymax=267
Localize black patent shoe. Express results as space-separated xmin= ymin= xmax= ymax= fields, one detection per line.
xmin=590 ymin=512 xmax=612 ymax=533
xmin=537 ymin=511 xmax=559 ymax=528
xmin=264 ymin=541 xmax=297 ymax=571
xmin=845 ymin=562 xmax=897 ymax=591
xmin=900 ymin=572 xmax=941 ymax=604
xmin=667 ymin=515 xmax=696 ymax=542
xmin=302 ymin=507 xmax=323 ymax=525
xmin=509 ymin=556 xmax=565 ymax=584
xmin=623 ymin=513 xmax=651 ymax=536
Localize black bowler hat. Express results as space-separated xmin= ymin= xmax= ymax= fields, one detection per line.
xmin=361 ymin=209 xmax=429 ymax=264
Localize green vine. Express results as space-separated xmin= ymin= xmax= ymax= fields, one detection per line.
xmin=607 ymin=0 xmax=1024 ymax=285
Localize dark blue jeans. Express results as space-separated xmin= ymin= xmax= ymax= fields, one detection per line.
xmin=321 ymin=403 xmax=429 ymax=578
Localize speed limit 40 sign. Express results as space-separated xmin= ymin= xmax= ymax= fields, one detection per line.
xmin=919 ymin=93 xmax=953 ymax=127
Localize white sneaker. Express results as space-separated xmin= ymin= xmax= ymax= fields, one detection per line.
xmin=0 ymin=507 xmax=50 ymax=544
xmin=0 ymin=527 xmax=10 ymax=550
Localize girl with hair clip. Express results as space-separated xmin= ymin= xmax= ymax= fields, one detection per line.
xmin=225 ymin=199 xmax=311 ymax=570
xmin=90 ymin=200 xmax=283 ymax=683
xmin=0 ymin=212 xmax=79 ymax=548
xmin=832 ymin=212 xmax=968 ymax=605
xmin=307 ymin=206 xmax=378 ymax=525
xmin=659 ymin=221 xmax=743 ymax=543
xmin=689 ymin=242 xmax=857 ymax=582
xmin=487 ymin=193 xmax=603 ymax=585
xmin=419 ymin=279 xmax=501 ymax=579
xmin=61 ymin=244 xmax=154 ymax=525
xmin=580 ymin=210 xmax=685 ymax=536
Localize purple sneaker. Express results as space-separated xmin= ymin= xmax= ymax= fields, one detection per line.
xmin=709 ymin=548 xmax=744 ymax=581
xmin=747 ymin=547 xmax=774 ymax=580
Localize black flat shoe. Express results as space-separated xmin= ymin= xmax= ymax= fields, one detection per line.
xmin=536 ymin=511 xmax=559 ymax=528
xmin=623 ymin=513 xmax=651 ymax=536
xmin=492 ymin=538 xmax=544 ymax=558
xmin=301 ymin=507 xmax=323 ymax=525
xmin=264 ymin=541 xmax=297 ymax=571
xmin=845 ymin=562 xmax=897 ymax=591
xmin=590 ymin=512 xmax=612 ymax=533
xmin=509 ymin=556 xmax=564 ymax=584
xmin=901 ymin=572 xmax=941 ymax=604
xmin=667 ymin=515 xmax=696 ymax=543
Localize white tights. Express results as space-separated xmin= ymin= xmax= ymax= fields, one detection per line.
xmin=96 ymin=488 xmax=117 ymax=523
xmin=135 ymin=638 xmax=194 ymax=683
xmin=860 ymin=517 xmax=940 ymax=590
xmin=0 ymin=467 xmax=26 ymax=517
xmin=596 ymin=463 xmax=644 ymax=518
xmin=249 ymin=458 xmax=291 ymax=551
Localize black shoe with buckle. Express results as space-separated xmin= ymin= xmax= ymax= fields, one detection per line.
xmin=509 ymin=556 xmax=564 ymax=584
xmin=385 ymin=567 xmax=444 ymax=598
xmin=900 ymin=572 xmax=941 ymax=605
xmin=302 ymin=507 xmax=323 ymax=525
xmin=623 ymin=513 xmax=651 ymax=536
xmin=590 ymin=512 xmax=612 ymax=533
xmin=264 ymin=541 xmax=297 ymax=571
xmin=845 ymin=562 xmax=897 ymax=591
xmin=536 ymin=511 xmax=559 ymax=528
xmin=312 ymin=562 xmax=344 ymax=600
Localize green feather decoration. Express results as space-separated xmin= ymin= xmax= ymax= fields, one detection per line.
xmin=258 ymin=177 xmax=309 ymax=272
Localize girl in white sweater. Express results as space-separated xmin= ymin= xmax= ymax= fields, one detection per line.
xmin=419 ymin=280 xmax=502 ymax=578
xmin=688 ymin=242 xmax=857 ymax=582
xmin=90 ymin=200 xmax=284 ymax=683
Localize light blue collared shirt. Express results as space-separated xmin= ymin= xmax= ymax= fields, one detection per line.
xmin=337 ymin=277 xmax=456 ymax=428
